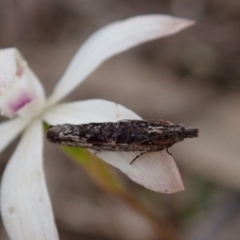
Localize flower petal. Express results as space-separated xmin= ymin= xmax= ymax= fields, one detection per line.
xmin=0 ymin=49 xmax=17 ymax=94
xmin=43 ymin=99 xmax=140 ymax=125
xmin=43 ymin=99 xmax=184 ymax=193
xmin=0 ymin=117 xmax=30 ymax=154
xmin=46 ymin=15 xmax=194 ymax=107
xmin=1 ymin=120 xmax=58 ymax=240
xmin=95 ymin=151 xmax=184 ymax=193
xmin=0 ymin=48 xmax=45 ymax=118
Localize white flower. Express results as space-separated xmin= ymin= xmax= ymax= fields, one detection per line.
xmin=0 ymin=15 xmax=194 ymax=240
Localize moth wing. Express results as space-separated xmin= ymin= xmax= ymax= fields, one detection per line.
xmin=146 ymin=119 xmax=175 ymax=126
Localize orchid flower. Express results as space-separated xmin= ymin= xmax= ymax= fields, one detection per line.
xmin=0 ymin=15 xmax=194 ymax=240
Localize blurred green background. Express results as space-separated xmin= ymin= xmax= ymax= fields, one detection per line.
xmin=1 ymin=0 xmax=240 ymax=239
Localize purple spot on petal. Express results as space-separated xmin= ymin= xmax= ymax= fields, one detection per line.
xmin=9 ymin=93 xmax=32 ymax=112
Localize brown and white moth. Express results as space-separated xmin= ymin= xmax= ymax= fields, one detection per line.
xmin=46 ymin=119 xmax=199 ymax=164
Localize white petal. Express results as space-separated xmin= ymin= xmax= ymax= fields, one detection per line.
xmin=0 ymin=48 xmax=17 ymax=94
xmin=96 ymin=150 xmax=184 ymax=193
xmin=43 ymin=99 xmax=140 ymax=125
xmin=1 ymin=120 xmax=58 ymax=240
xmin=0 ymin=48 xmax=45 ymax=118
xmin=43 ymin=99 xmax=183 ymax=193
xmin=0 ymin=117 xmax=30 ymax=154
xmin=46 ymin=15 xmax=194 ymax=107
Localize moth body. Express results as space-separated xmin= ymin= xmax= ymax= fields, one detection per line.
xmin=47 ymin=119 xmax=199 ymax=153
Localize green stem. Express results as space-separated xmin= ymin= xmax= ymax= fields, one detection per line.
xmin=62 ymin=146 xmax=179 ymax=240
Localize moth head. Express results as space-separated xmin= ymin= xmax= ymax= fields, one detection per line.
xmin=181 ymin=127 xmax=199 ymax=141
xmin=175 ymin=125 xmax=199 ymax=142
xmin=184 ymin=128 xmax=199 ymax=138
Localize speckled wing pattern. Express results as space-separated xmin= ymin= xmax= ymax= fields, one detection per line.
xmin=47 ymin=119 xmax=199 ymax=154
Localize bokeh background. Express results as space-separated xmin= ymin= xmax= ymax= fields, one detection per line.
xmin=1 ymin=0 xmax=240 ymax=239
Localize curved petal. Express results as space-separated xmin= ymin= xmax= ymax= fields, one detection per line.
xmin=0 ymin=48 xmax=45 ymax=118
xmin=95 ymin=151 xmax=184 ymax=193
xmin=0 ymin=48 xmax=17 ymax=94
xmin=43 ymin=99 xmax=140 ymax=125
xmin=43 ymin=99 xmax=184 ymax=193
xmin=0 ymin=120 xmax=58 ymax=240
xmin=0 ymin=117 xmax=30 ymax=154
xmin=46 ymin=15 xmax=194 ymax=107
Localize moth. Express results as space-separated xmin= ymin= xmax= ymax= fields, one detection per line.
xmin=47 ymin=119 xmax=199 ymax=164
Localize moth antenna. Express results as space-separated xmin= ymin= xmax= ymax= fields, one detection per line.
xmin=134 ymin=132 xmax=175 ymax=145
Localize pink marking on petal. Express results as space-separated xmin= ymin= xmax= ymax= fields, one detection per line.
xmin=9 ymin=93 xmax=32 ymax=113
